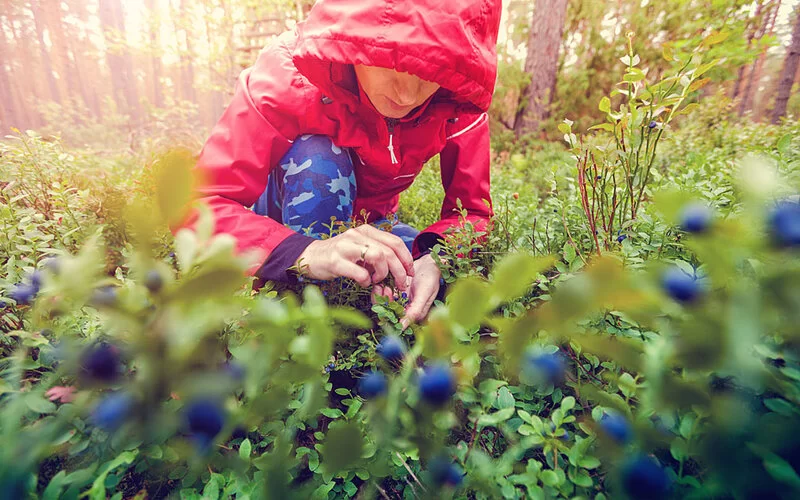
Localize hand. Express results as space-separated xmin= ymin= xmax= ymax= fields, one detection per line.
xmin=293 ymin=225 xmax=415 ymax=288
xmin=400 ymin=253 xmax=442 ymax=328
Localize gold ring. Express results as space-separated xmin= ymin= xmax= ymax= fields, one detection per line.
xmin=359 ymin=244 xmax=370 ymax=262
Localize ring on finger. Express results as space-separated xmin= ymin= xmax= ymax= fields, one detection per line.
xmin=358 ymin=244 xmax=370 ymax=264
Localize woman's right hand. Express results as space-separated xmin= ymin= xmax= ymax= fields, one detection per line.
xmin=293 ymin=225 xmax=415 ymax=289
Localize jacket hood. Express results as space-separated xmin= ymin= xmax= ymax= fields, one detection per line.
xmin=292 ymin=0 xmax=502 ymax=112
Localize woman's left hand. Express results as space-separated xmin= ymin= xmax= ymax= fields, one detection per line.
xmin=400 ymin=253 xmax=441 ymax=328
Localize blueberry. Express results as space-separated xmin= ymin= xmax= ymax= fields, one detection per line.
xmin=419 ymin=363 xmax=456 ymax=406
xmin=91 ymin=286 xmax=118 ymax=307
xmin=599 ymin=412 xmax=633 ymax=444
xmin=617 ymin=234 xmax=627 ymax=243
xmin=9 ymin=283 xmax=37 ymax=306
xmin=0 ymin=300 xmax=6 ymax=309
xmin=358 ymin=370 xmax=387 ymax=399
xmin=144 ymin=270 xmax=163 ymax=293
xmin=377 ymin=335 xmax=406 ymax=364
xmin=328 ymin=362 xmax=335 ymax=369
xmin=524 ymin=350 xmax=566 ymax=384
xmin=401 ymin=292 xmax=408 ymax=300
xmin=80 ymin=342 xmax=122 ymax=382
xmin=769 ymin=201 xmax=800 ymax=248
xmin=661 ymin=266 xmax=701 ymax=303
xmin=185 ymin=399 xmax=225 ymax=445
xmin=428 ymin=457 xmax=464 ymax=487
xmin=679 ymin=202 xmax=713 ymax=233
xmin=621 ymin=454 xmax=671 ymax=499
xmin=648 ymin=121 xmax=657 ymax=129
xmin=550 ymin=422 xmax=570 ymax=441
xmin=28 ymin=271 xmax=42 ymax=290
xmin=224 ymin=361 xmax=246 ymax=381
xmin=91 ymin=392 xmax=135 ymax=431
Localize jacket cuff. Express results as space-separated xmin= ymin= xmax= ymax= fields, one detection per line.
xmin=413 ymin=232 xmax=445 ymax=259
xmin=256 ymin=232 xmax=316 ymax=283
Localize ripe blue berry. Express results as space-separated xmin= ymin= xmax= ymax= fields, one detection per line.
xmin=377 ymin=335 xmax=406 ymax=364
xmin=617 ymin=234 xmax=627 ymax=243
xmin=224 ymin=361 xmax=245 ymax=381
xmin=91 ymin=392 xmax=135 ymax=431
xmin=648 ymin=121 xmax=657 ymax=129
xmin=769 ymin=201 xmax=800 ymax=248
xmin=0 ymin=300 xmax=6 ymax=309
xmin=524 ymin=350 xmax=566 ymax=384
xmin=599 ymin=412 xmax=633 ymax=444
xmin=91 ymin=286 xmax=118 ymax=307
xmin=661 ymin=266 xmax=701 ymax=303
xmin=358 ymin=370 xmax=387 ymax=399
xmin=185 ymin=399 xmax=225 ymax=445
xmin=419 ymin=363 xmax=457 ymax=406
xmin=28 ymin=271 xmax=42 ymax=290
xmin=679 ymin=202 xmax=713 ymax=233
xmin=621 ymin=454 xmax=671 ymax=499
xmin=80 ymin=342 xmax=122 ymax=382
xmin=9 ymin=283 xmax=37 ymax=306
xmin=550 ymin=422 xmax=570 ymax=441
xmin=428 ymin=457 xmax=464 ymax=487
xmin=144 ymin=270 xmax=163 ymax=293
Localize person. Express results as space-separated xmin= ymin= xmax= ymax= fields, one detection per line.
xmin=188 ymin=0 xmax=501 ymax=327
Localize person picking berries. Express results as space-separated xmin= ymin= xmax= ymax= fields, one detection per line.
xmin=185 ymin=0 xmax=501 ymax=326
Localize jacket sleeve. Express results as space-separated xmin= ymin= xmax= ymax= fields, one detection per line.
xmin=182 ymin=40 xmax=310 ymax=276
xmin=412 ymin=112 xmax=493 ymax=258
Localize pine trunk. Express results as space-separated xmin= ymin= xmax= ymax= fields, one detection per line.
xmin=513 ymin=0 xmax=569 ymax=137
xmin=772 ymin=7 xmax=800 ymax=123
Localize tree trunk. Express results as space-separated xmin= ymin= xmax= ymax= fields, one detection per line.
xmin=98 ymin=0 xmax=140 ymax=121
xmin=6 ymin=4 xmax=43 ymax=128
xmin=145 ymin=0 xmax=165 ymax=108
xmin=0 ymin=15 xmax=21 ymax=129
xmin=30 ymin=0 xmax=61 ymax=104
xmin=740 ymin=1 xmax=780 ymax=117
xmin=513 ymin=0 xmax=569 ymax=137
xmin=175 ymin=0 xmax=197 ymax=103
xmin=732 ymin=1 xmax=765 ymax=102
xmin=773 ymin=6 xmax=800 ymax=123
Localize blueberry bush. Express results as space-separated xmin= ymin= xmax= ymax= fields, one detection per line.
xmin=2 ymin=37 xmax=800 ymax=500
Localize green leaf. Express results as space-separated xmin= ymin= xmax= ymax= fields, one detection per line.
xmin=578 ymin=456 xmax=601 ymax=469
xmin=490 ymin=253 xmax=555 ymax=305
xmin=496 ymin=386 xmax=515 ymax=410
xmin=447 ymin=276 xmax=490 ymax=327
xmin=322 ymin=422 xmax=364 ymax=473
xmin=477 ymin=407 xmax=515 ymax=427
xmin=763 ymin=453 xmax=800 ymax=489
xmin=540 ymin=469 xmax=560 ymax=487
xmin=561 ymin=396 xmax=575 ymax=412
xmin=154 ymin=149 xmax=196 ymax=226
xmin=777 ymin=134 xmax=792 ymax=155
xmin=239 ymin=439 xmax=252 ymax=460
xmin=84 ymin=450 xmax=138 ymax=500
xmin=25 ymin=393 xmax=56 ymax=414
xmin=599 ymin=96 xmax=611 ymax=113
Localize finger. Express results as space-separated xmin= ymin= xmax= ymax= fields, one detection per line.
xmin=356 ymin=226 xmax=415 ymax=278
xmin=404 ymin=280 xmax=439 ymax=327
xmin=365 ymin=247 xmax=391 ymax=283
xmin=332 ymin=259 xmax=372 ymax=287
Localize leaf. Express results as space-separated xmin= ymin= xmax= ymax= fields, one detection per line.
xmin=561 ymin=396 xmax=575 ymax=412
xmin=239 ymin=439 xmax=252 ymax=460
xmin=763 ymin=452 xmax=800 ymax=490
xmin=702 ymin=31 xmax=729 ymax=47
xmin=496 ymin=386 xmax=515 ymax=410
xmin=154 ymin=149 xmax=196 ymax=226
xmin=25 ymin=393 xmax=57 ymax=414
xmin=777 ymin=134 xmax=792 ymax=155
xmin=490 ymin=253 xmax=555 ymax=305
xmin=85 ymin=450 xmax=138 ymax=500
xmin=599 ymin=97 xmax=611 ymax=113
xmin=447 ymin=276 xmax=490 ymax=327
xmin=477 ymin=407 xmax=515 ymax=427
xmin=322 ymin=422 xmax=364 ymax=473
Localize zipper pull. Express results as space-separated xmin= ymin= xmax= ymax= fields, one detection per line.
xmin=388 ymin=133 xmax=398 ymax=164
xmin=386 ymin=119 xmax=399 ymax=164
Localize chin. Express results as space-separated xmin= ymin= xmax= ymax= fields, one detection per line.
xmin=379 ymin=107 xmax=411 ymax=119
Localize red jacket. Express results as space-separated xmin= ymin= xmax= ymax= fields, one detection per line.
xmin=193 ymin=0 xmax=502 ymax=276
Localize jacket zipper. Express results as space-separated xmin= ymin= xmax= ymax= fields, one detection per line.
xmin=386 ymin=118 xmax=399 ymax=164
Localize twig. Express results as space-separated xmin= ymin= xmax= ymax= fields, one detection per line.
xmin=396 ymin=452 xmax=427 ymax=492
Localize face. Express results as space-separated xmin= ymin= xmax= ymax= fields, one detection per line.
xmin=354 ymin=65 xmax=440 ymax=119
